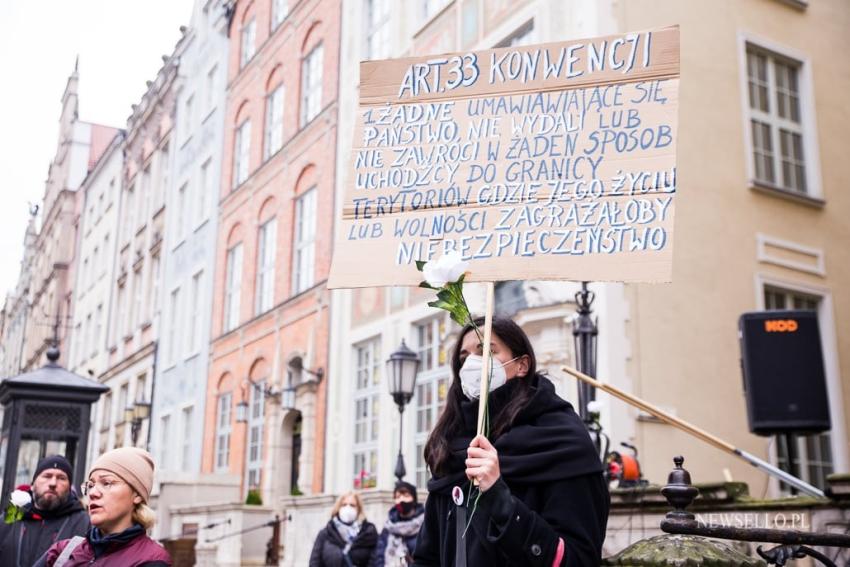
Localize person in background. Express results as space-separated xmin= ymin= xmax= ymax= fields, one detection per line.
xmin=35 ymin=447 xmax=172 ymax=567
xmin=309 ymin=491 xmax=378 ymax=567
xmin=0 ymin=455 xmax=89 ymax=567
xmin=372 ymin=481 xmax=425 ymax=567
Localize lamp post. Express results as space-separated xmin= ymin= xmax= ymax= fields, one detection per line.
xmin=386 ymin=340 xmax=421 ymax=482
xmin=572 ymin=282 xmax=598 ymax=423
xmin=125 ymin=401 xmax=151 ymax=446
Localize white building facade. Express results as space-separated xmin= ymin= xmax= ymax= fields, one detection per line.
xmin=147 ymin=0 xmax=232 ymax=536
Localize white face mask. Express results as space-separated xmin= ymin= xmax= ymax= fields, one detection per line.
xmin=338 ymin=504 xmax=358 ymax=524
xmin=459 ymin=354 xmax=519 ymax=400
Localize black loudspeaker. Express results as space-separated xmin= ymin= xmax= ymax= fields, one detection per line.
xmin=739 ymin=310 xmax=831 ymax=436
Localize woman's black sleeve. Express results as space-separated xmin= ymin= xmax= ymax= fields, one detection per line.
xmin=309 ymin=528 xmax=326 ymax=567
xmin=474 ymin=473 xmax=609 ymax=566
xmin=411 ymin=493 xmax=442 ymax=566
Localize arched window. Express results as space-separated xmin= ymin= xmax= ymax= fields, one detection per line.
xmin=256 ymin=198 xmax=278 ymax=314
xmin=240 ymin=3 xmax=257 ymax=69
xmin=264 ymin=67 xmax=285 ymax=160
xmin=300 ymin=23 xmax=324 ymax=127
xmin=224 ymin=225 xmax=244 ymax=332
xmin=233 ymin=102 xmax=252 ymax=189
xmin=215 ymin=372 xmax=235 ymax=471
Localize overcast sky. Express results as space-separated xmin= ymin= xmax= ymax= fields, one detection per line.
xmin=0 ymin=0 xmax=194 ymax=298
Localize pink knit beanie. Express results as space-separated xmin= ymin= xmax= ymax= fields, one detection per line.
xmin=89 ymin=447 xmax=155 ymax=503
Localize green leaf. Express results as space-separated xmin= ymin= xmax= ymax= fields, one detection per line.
xmin=415 ymin=260 xmax=427 ymax=272
xmin=419 ymin=281 xmax=437 ymax=290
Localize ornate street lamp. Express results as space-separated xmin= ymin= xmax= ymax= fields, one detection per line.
xmin=386 ymin=340 xmax=421 ymax=482
xmin=125 ymin=401 xmax=151 ymax=445
xmin=572 ymin=282 xmax=598 ymax=423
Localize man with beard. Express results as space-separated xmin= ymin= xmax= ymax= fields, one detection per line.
xmin=0 ymin=455 xmax=89 ymax=567
xmin=372 ymin=482 xmax=425 ymax=567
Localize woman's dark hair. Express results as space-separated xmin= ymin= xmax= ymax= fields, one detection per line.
xmin=423 ymin=316 xmax=537 ymax=477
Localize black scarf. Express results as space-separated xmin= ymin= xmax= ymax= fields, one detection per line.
xmin=428 ymin=374 xmax=602 ymax=494
xmin=88 ymin=523 xmax=145 ymax=558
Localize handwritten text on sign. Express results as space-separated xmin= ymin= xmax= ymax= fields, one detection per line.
xmin=328 ymin=26 xmax=679 ymax=288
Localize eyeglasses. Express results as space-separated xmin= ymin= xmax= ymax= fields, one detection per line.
xmin=80 ymin=479 xmax=125 ymax=497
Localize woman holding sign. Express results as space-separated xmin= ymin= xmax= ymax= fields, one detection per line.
xmin=413 ymin=317 xmax=609 ymax=566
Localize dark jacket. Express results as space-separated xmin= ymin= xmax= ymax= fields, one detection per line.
xmin=372 ymin=505 xmax=425 ymax=566
xmin=309 ymin=519 xmax=378 ymax=567
xmin=34 ymin=524 xmax=172 ymax=567
xmin=0 ymin=491 xmax=89 ymax=567
xmin=413 ymin=375 xmax=610 ymax=567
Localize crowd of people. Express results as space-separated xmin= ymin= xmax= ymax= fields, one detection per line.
xmin=0 ymin=316 xmax=608 ymax=566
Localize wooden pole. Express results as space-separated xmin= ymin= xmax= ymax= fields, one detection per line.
xmin=477 ymin=282 xmax=496 ymax=436
xmin=560 ymin=364 xmax=825 ymax=498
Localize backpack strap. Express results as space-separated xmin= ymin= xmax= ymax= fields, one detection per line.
xmin=54 ymin=536 xmax=85 ymax=567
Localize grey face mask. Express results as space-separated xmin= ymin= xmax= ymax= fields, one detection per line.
xmin=458 ymin=354 xmax=518 ymax=400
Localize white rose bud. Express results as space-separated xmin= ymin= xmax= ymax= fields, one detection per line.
xmin=586 ymin=400 xmax=604 ymax=414
xmin=423 ymin=251 xmax=469 ymax=288
xmin=10 ymin=489 xmax=31 ymax=507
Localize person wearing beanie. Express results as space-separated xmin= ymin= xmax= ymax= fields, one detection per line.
xmin=35 ymin=447 xmax=172 ymax=567
xmin=371 ymin=481 xmax=425 ymax=566
xmin=0 ymin=455 xmax=89 ymax=567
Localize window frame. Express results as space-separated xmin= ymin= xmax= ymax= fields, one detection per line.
xmin=224 ymin=243 xmax=244 ymax=332
xmin=738 ymin=32 xmax=822 ymax=201
xmin=300 ymin=43 xmax=324 ymax=127
xmin=352 ymin=337 xmax=382 ymax=488
xmin=215 ymin=392 xmax=233 ymax=471
xmin=256 ymin=217 xmax=277 ymax=314
xmin=233 ymin=119 xmax=252 ymax=189
xmin=264 ymin=84 xmax=285 ymax=160
xmin=240 ymin=17 xmax=257 ymax=69
xmin=292 ymin=188 xmax=317 ymax=295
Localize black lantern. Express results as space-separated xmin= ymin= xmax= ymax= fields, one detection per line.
xmin=386 ymin=340 xmax=420 ymax=482
xmin=0 ymin=347 xmax=107 ymax=506
xmin=572 ymin=282 xmax=598 ymax=423
xmin=126 ymin=401 xmax=151 ymax=445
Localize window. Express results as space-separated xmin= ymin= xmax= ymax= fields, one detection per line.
xmin=140 ymin=166 xmax=152 ymax=227
xmin=495 ymin=20 xmax=535 ymax=48
xmin=205 ymin=65 xmax=218 ymax=113
xmin=82 ymin=259 xmax=89 ymax=289
xmin=215 ymin=392 xmax=232 ymax=470
xmin=131 ymin=268 xmax=143 ymax=332
xmin=264 ymin=84 xmax=285 ymax=159
xmin=353 ymin=338 xmax=381 ymax=488
xmin=271 ymin=0 xmax=288 ymax=30
xmin=746 ymin=46 xmax=807 ymax=193
xmin=115 ymin=283 xmax=127 ymax=339
xmin=224 ymin=244 xmax=243 ymax=332
xmin=118 ymin=383 xmax=129 ymax=423
xmin=765 ymin=285 xmax=833 ymax=491
xmin=102 ymin=234 xmax=110 ymax=277
xmin=159 ymin=414 xmax=171 ymax=469
xmin=300 ymin=44 xmax=324 ymax=126
xmin=414 ymin=375 xmax=450 ymax=487
xmin=94 ymin=304 xmax=103 ymax=355
xmin=187 ymin=271 xmax=203 ymax=354
xmin=413 ymin=317 xmax=450 ymax=485
xmin=101 ymin=392 xmax=112 ymax=430
xmin=183 ymin=94 xmax=194 ymax=138
xmin=256 ymin=218 xmax=277 ymax=314
xmin=365 ymin=0 xmax=390 ymax=60
xmin=240 ymin=18 xmax=257 ymax=68
xmin=85 ymin=313 xmax=93 ymax=357
xmin=168 ymin=287 xmax=181 ymax=364
xmin=158 ymin=144 xmax=170 ymax=209
xmin=233 ymin=120 xmax=251 ymax=188
xmin=415 ymin=318 xmax=443 ymax=372
xmin=181 ymin=406 xmax=194 ymax=470
xmin=92 ymin=247 xmax=99 ymax=283
xmin=423 ymin=0 xmax=449 ymax=20
xmin=176 ymin=183 xmax=187 ymax=239
xmin=197 ymin=159 xmax=212 ymax=225
xmin=246 ymin=381 xmax=265 ymax=488
xmin=147 ymin=255 xmax=160 ymax=323
xmin=136 ymin=373 xmax=147 ymax=403
xmin=292 ymin=189 xmax=316 ymax=294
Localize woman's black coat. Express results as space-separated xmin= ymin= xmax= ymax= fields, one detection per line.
xmin=412 ymin=375 xmax=610 ymax=567
xmin=309 ymin=519 xmax=378 ymax=567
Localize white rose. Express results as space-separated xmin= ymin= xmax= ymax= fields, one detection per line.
xmin=10 ymin=489 xmax=31 ymax=507
xmin=423 ymin=252 xmax=469 ymax=288
xmin=586 ymin=400 xmax=604 ymax=414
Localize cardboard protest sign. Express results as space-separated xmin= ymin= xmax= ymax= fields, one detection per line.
xmin=329 ymin=26 xmax=679 ymax=289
